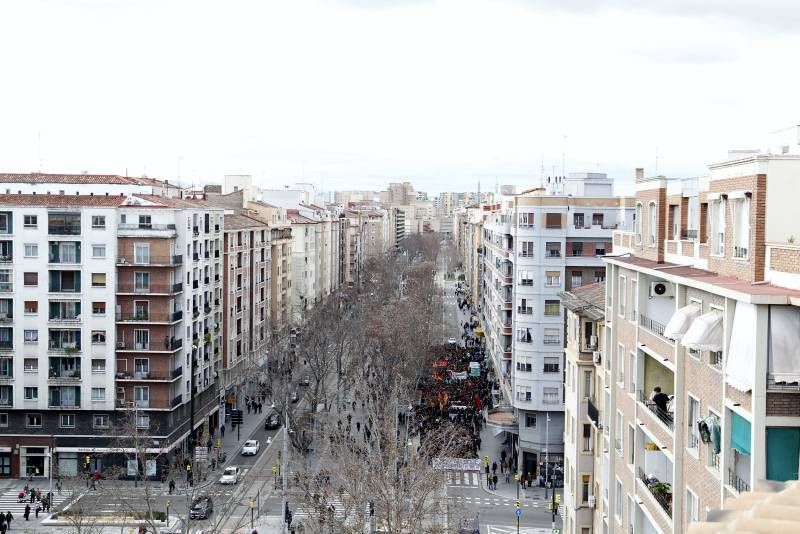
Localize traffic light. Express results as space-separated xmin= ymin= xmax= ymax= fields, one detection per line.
xmin=231 ymin=409 xmax=244 ymax=426
xmin=83 ymin=455 xmax=91 ymax=470
xmin=555 ymin=493 xmax=561 ymax=504
xmin=515 ymin=500 xmax=520 ymax=509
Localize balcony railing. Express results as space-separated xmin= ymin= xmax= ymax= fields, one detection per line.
xmin=680 ymin=229 xmax=698 ymax=240
xmin=767 ymin=374 xmax=800 ymax=391
xmin=639 ymin=314 xmax=667 ymax=338
xmin=117 ymin=254 xmax=183 ymax=266
xmin=727 ymin=468 xmax=750 ymax=494
xmin=638 ymin=467 xmax=672 ymax=517
xmin=688 ymin=432 xmax=699 ymax=449
xmin=116 ymin=310 xmax=183 ymax=322
xmin=48 ymin=225 xmax=81 ymax=236
xmin=172 ymin=366 xmax=183 ymax=379
xmin=171 ymin=394 xmax=183 ymax=407
xmin=117 ymin=282 xmax=183 ymax=294
xmin=118 ymin=223 xmax=177 ymax=231
xmin=733 ymin=246 xmax=748 ymax=259
xmin=638 ymin=389 xmax=674 ymax=430
xmin=587 ymin=397 xmax=599 ymax=426
xmin=0 ymin=284 xmax=11 ymax=293
xmin=0 ymin=341 xmax=13 ymax=352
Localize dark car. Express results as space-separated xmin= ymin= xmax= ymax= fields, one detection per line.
xmin=290 ymin=391 xmax=299 ymax=403
xmin=300 ymin=375 xmax=310 ymax=386
xmin=264 ymin=413 xmax=280 ymax=430
xmin=190 ymin=496 xmax=214 ymax=519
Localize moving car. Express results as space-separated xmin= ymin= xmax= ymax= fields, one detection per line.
xmin=290 ymin=391 xmax=299 ymax=403
xmin=218 ymin=466 xmax=241 ymax=485
xmin=301 ymin=375 xmax=310 ymax=386
xmin=241 ymin=440 xmax=260 ymax=456
xmin=447 ymin=337 xmax=458 ymax=345
xmin=264 ymin=413 xmax=280 ymax=430
xmin=190 ymin=496 xmax=214 ymax=519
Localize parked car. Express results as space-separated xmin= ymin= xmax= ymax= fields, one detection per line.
xmin=290 ymin=391 xmax=299 ymax=403
xmin=264 ymin=413 xmax=280 ymax=430
xmin=218 ymin=466 xmax=241 ymax=485
xmin=301 ymin=375 xmax=310 ymax=386
xmin=190 ymin=496 xmax=214 ymax=519
xmin=447 ymin=337 xmax=458 ymax=345
xmin=241 ymin=440 xmax=260 ymax=456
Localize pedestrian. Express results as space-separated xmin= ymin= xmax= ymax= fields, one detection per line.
xmin=352 ymin=401 xmax=356 ymax=411
xmin=23 ymin=504 xmax=30 ymax=521
xmin=0 ymin=518 xmax=6 ymax=534
xmin=505 ymin=470 xmax=510 ymax=484
xmin=221 ymin=424 xmax=226 ymax=437
xmin=526 ymin=472 xmax=532 ymax=488
xmin=492 ymin=462 xmax=497 ymax=475
xmin=56 ymin=478 xmax=62 ymax=495
xmin=169 ymin=479 xmax=175 ymax=495
xmin=35 ymin=503 xmax=40 ymax=518
xmin=5 ymin=511 xmax=12 ymax=528
xmin=356 ymin=421 xmax=361 ymax=432
xmin=246 ymin=402 xmax=251 ymax=415
xmin=492 ymin=474 xmax=498 ymax=490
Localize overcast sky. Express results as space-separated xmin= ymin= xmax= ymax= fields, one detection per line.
xmin=0 ymin=0 xmax=797 ymax=195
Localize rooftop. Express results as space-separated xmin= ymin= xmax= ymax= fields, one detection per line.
xmin=0 ymin=172 xmax=179 ymax=188
xmin=0 ymin=194 xmax=128 ymax=207
xmin=223 ymin=213 xmax=267 ymax=230
xmin=559 ymin=282 xmax=605 ymax=321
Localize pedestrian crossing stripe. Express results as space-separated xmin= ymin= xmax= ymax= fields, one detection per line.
xmin=445 ymin=470 xmax=480 ymax=487
xmin=292 ymin=497 xmax=346 ymax=519
xmin=0 ymin=489 xmax=69 ymax=517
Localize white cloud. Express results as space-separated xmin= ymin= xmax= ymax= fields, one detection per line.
xmin=0 ymin=0 xmax=797 ymax=194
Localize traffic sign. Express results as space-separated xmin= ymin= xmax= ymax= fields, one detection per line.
xmin=514 ymin=500 xmax=520 ymax=508
xmin=515 ymin=508 xmax=522 ymax=518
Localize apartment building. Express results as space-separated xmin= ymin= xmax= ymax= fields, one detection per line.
xmin=246 ymin=201 xmax=293 ymax=336
xmin=287 ymin=210 xmax=320 ymax=322
xmin=598 ymin=154 xmax=800 ymax=534
xmin=560 ymin=283 xmax=606 ymax=534
xmin=481 ymin=173 xmax=633 ymax=479
xmin=219 ymin=214 xmax=270 ymax=409
xmin=0 ymin=192 xmax=222 ymax=479
xmin=0 ymin=172 xmax=180 ymax=197
xmin=455 ymin=205 xmax=486 ymax=308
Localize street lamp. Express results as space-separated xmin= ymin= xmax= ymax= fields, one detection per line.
xmin=250 ymin=497 xmax=255 ymax=529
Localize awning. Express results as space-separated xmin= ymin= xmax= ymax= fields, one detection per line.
xmin=663 ymin=304 xmax=701 ymax=340
xmin=681 ymin=311 xmax=723 ymax=352
xmin=731 ymin=411 xmax=752 ymax=456
xmin=727 ymin=302 xmax=757 ymax=392
xmin=768 ymin=306 xmax=800 ymax=385
xmin=474 ymin=327 xmax=484 ymax=337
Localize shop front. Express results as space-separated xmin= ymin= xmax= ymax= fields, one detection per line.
xmin=20 ymin=446 xmax=50 ymax=478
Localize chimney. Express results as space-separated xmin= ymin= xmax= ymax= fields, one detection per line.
xmin=635 ymin=168 xmax=644 ymax=182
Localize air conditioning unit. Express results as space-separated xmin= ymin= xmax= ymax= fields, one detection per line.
xmin=589 ymin=335 xmax=598 ymax=347
xmin=649 ymin=281 xmax=673 ymax=298
xmin=593 ymin=351 xmax=602 ymax=364
xmin=117 ymin=258 xmax=127 ymax=264
xmin=588 ymin=495 xmax=596 ymax=508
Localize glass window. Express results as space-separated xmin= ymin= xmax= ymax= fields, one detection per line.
xmin=91 ymin=273 xmax=106 ymax=287
xmin=91 ymin=359 xmax=106 ymax=373
xmin=91 ymin=216 xmax=106 ymax=229
xmin=137 ymin=414 xmax=150 ymax=429
xmin=543 ymin=387 xmax=559 ymax=404
xmin=92 ymin=245 xmax=106 ymax=258
xmin=24 ymin=244 xmax=37 ymax=258
xmin=92 ymin=302 xmax=106 ymax=315
xmin=26 ymin=414 xmax=42 ymax=428
xmin=134 ymin=243 xmax=150 ymax=264
xmin=24 ymin=387 xmax=38 ymax=400
xmin=23 ymin=330 xmax=38 ymax=343
xmin=544 ymin=300 xmax=560 ymax=316
xmin=134 ymin=272 xmax=150 ymax=292
xmin=526 ymin=414 xmax=537 ymax=427
xmin=687 ymin=489 xmax=699 ymax=524
xmin=59 ymin=414 xmax=75 ymax=428
xmin=543 ymin=357 xmax=560 ymax=373
xmin=545 ymin=271 xmax=560 ymax=287
xmin=23 ymin=272 xmax=38 ymax=286
xmin=23 ymin=215 xmax=37 ymax=228
xmin=91 ymin=331 xmax=106 ymax=344
xmin=24 ymin=301 xmax=37 ymax=314
xmin=91 ymin=388 xmax=105 ymax=401
xmin=93 ymin=414 xmax=109 ymax=428
xmin=24 ymin=358 xmax=38 ymax=372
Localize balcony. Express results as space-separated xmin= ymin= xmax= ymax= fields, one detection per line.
xmin=116 ymin=282 xmax=184 ymax=295
xmin=48 ymin=225 xmax=81 ymax=236
xmin=48 ymin=341 xmax=80 ymax=354
xmin=727 ymin=468 xmax=750 ymax=494
xmin=0 ymin=340 xmax=13 ymax=352
xmin=0 ymin=283 xmax=11 ymax=293
xmin=171 ymin=394 xmax=183 ymax=407
xmin=117 ymin=254 xmax=183 ymax=267
xmin=172 ymin=366 xmax=183 ymax=379
xmin=681 ymin=229 xmax=698 ymax=240
xmin=0 ymin=312 xmax=12 ymax=324
xmin=639 ymin=314 xmax=667 ymax=338
xmin=115 ymin=310 xmax=183 ymax=323
xmin=48 ymin=386 xmax=81 ymax=409
xmin=638 ymin=467 xmax=672 ymax=518
xmin=638 ymin=389 xmax=674 ymax=430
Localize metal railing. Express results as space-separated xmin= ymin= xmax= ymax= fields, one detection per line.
xmin=639 ymin=314 xmax=667 ymax=337
xmin=727 ymin=468 xmax=750 ymax=494
xmin=734 ymin=246 xmax=748 ymax=259
xmin=638 ymin=467 xmax=673 ymax=517
xmin=710 ymin=453 xmax=720 ymax=471
xmin=688 ymin=432 xmax=699 ymax=449
xmin=118 ymin=223 xmax=176 ymax=231
xmin=638 ymin=389 xmax=674 ymax=430
xmin=118 ymin=254 xmax=183 ymax=266
xmin=172 ymin=366 xmax=183 ymax=379
xmin=117 ymin=282 xmax=183 ymax=294
xmin=681 ymin=229 xmax=698 ymax=240
xmin=709 ymin=351 xmax=723 ymax=370
xmin=48 ymin=225 xmax=81 ymax=236
xmin=767 ymin=374 xmax=800 ymax=391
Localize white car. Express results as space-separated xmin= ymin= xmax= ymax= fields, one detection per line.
xmin=219 ymin=466 xmax=241 ymax=485
xmin=241 ymin=440 xmax=260 ymax=456
xmin=447 ymin=337 xmax=458 ymax=345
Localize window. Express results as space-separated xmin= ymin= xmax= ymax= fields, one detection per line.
xmin=628 ymin=425 xmax=635 ymax=464
xmin=93 ymin=414 xmax=109 ymax=429
xmin=91 ymin=331 xmax=106 ymax=344
xmin=134 ymin=358 xmax=149 ymax=374
xmin=571 ymin=271 xmax=582 ymax=288
xmin=573 ymin=213 xmax=585 ymax=228
xmin=91 ymin=215 xmax=106 ymax=229
xmin=23 ymin=215 xmax=37 ymax=228
xmin=92 ymin=245 xmax=106 ymax=258
xmin=59 ymin=413 xmax=75 ymax=428
xmin=526 ymin=414 xmax=537 ymax=427
xmin=543 ymin=387 xmax=559 ymax=404
xmin=517 ymin=299 xmax=532 ymax=315
xmin=516 ymin=359 xmax=532 ymax=372
xmin=24 ymin=358 xmax=38 ymax=372
xmin=91 ymin=359 xmax=106 ymax=373
xmin=582 ymin=425 xmax=593 ymax=453
xmin=594 ymin=270 xmax=605 ymax=283
xmin=24 ymin=387 xmax=38 ymax=400
xmin=520 ymin=212 xmax=534 ymax=227
xmin=23 ymin=330 xmax=38 ymax=343
xmin=712 ymin=198 xmax=726 ymax=255
xmin=24 ymin=301 xmax=37 ymax=314
xmin=138 ymin=215 xmax=152 ymax=229
xmin=686 ymin=488 xmax=699 ymax=525
xmin=543 ymin=357 xmax=560 ymax=373
xmin=134 ymin=386 xmax=149 ymax=407
xmin=647 ymin=201 xmax=657 ymax=246
xmin=134 ymin=329 xmax=149 ymax=350
xmin=520 ymin=241 xmax=534 ymax=257
xmin=618 ymin=275 xmax=627 ymax=317
xmin=545 ymin=271 xmax=560 ymax=287
xmin=24 ymin=244 xmax=38 ymax=258
xmin=91 ymin=388 xmax=105 ymax=401
xmin=92 ymin=302 xmax=106 ymax=315
xmin=732 ymin=195 xmax=750 ymax=259
xmin=519 ymin=270 xmax=533 ymax=286
xmin=630 ymin=280 xmax=638 ymax=322
xmin=517 ymin=328 xmax=532 ymax=343
xmin=26 ymin=413 xmax=42 ymax=428
xmin=592 ymin=213 xmax=604 ymax=226
xmin=545 ymin=213 xmax=562 ymax=229
xmin=91 ymin=273 xmax=106 ymax=287
xmin=617 ymin=344 xmax=625 ymax=384
xmin=687 ymin=395 xmax=700 ymax=450
xmin=595 ymin=245 xmax=606 ymax=256
xmin=707 ymin=411 xmax=721 ymax=470
xmin=616 ymin=411 xmax=624 ymax=454
xmin=635 ymin=203 xmax=643 ymax=244
xmin=0 ymin=413 xmax=7 ymax=427
xmin=516 ymin=386 xmax=532 ymax=402
xmin=23 ymin=272 xmax=38 ymax=287
xmin=136 ymin=414 xmax=150 ymax=429
xmin=134 ymin=272 xmax=150 ymax=292
xmin=628 ymin=352 xmax=636 ymax=394
xmin=572 ymin=242 xmax=584 ymax=256
xmin=543 ymin=328 xmax=560 ymax=345
xmin=134 ymin=243 xmax=150 ymax=264
xmin=583 ymin=370 xmax=593 ymax=399
xmin=544 ymin=300 xmax=560 ymax=316
xmin=581 ymin=473 xmax=591 ymax=502
xmin=546 ymin=242 xmax=561 ymax=257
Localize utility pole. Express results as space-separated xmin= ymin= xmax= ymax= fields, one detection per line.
xmin=544 ymin=411 xmax=550 ymax=500
xmin=281 ymin=355 xmax=290 ymax=534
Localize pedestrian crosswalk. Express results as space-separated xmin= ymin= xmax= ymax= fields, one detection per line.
xmin=0 ymin=489 xmax=69 ymax=517
xmin=292 ymin=496 xmax=346 ymax=520
xmin=446 ymin=470 xmax=481 ymax=487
